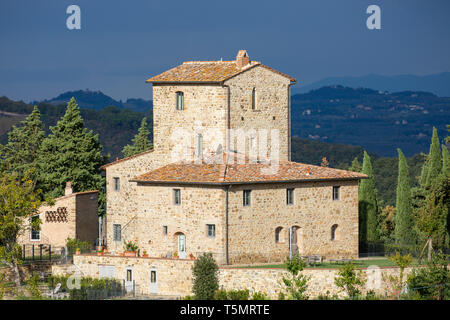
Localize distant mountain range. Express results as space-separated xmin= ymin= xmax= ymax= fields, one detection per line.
xmin=31 ymin=89 xmax=153 ymax=113
xmin=294 ymin=72 xmax=450 ymax=97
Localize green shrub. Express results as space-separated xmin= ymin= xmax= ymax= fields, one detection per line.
xmin=334 ymin=262 xmax=366 ymax=299
xmin=251 ymin=291 xmax=269 ymax=300
xmin=66 ymin=238 xmax=92 ymax=256
xmin=26 ymin=272 xmax=42 ymax=300
xmin=407 ymin=250 xmax=450 ymax=300
xmin=47 ymin=275 xmax=123 ymax=300
xmin=280 ymin=254 xmax=310 ymax=300
xmin=192 ymin=253 xmax=219 ymax=300
xmin=214 ymin=289 xmax=228 ymax=300
xmin=226 ymin=289 xmax=250 ymax=300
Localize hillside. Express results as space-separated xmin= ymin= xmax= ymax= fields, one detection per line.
xmin=294 ymin=72 xmax=450 ymax=97
xmin=0 ymin=96 xmax=151 ymax=159
xmin=290 ymin=85 xmax=450 ymax=157
xmin=31 ymin=89 xmax=153 ymax=113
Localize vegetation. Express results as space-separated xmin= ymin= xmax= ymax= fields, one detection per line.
xmin=36 ymin=98 xmax=106 ymax=200
xmin=123 ymin=240 xmax=139 ymax=252
xmin=121 ymin=117 xmax=153 ymax=157
xmin=334 ymin=262 xmax=366 ymax=299
xmin=48 ymin=275 xmax=123 ymax=300
xmin=0 ymin=172 xmax=42 ymax=292
xmin=279 ymin=254 xmax=310 ymax=300
xmin=387 ymin=252 xmax=413 ymax=293
xmin=407 ymin=251 xmax=449 ymax=300
xmin=192 ymin=253 xmax=219 ymax=300
xmin=359 ymin=151 xmax=379 ymax=244
xmin=66 ymin=238 xmax=92 ymax=256
xmin=394 ymin=149 xmax=415 ymax=245
xmin=214 ymin=289 xmax=269 ymax=300
xmin=0 ymin=106 xmax=45 ymax=182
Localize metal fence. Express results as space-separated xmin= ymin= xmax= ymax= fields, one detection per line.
xmin=21 ymin=244 xmax=64 ymax=263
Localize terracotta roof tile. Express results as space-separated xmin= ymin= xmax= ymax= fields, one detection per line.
xmin=145 ymin=61 xmax=296 ymax=83
xmin=131 ymin=157 xmax=367 ymax=185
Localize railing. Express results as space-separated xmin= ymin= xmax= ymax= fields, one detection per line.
xmin=21 ymin=244 xmax=64 ymax=264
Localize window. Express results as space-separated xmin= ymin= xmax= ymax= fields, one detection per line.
xmin=163 ymin=226 xmax=168 ymax=236
xmin=113 ymin=177 xmax=120 ymax=191
xmin=286 ymin=188 xmax=294 ymax=205
xmin=196 ymin=134 xmax=203 ymax=158
xmin=113 ymin=224 xmax=122 ymax=242
xmin=243 ymin=190 xmax=251 ymax=206
xmin=176 ymin=91 xmax=184 ymax=110
xmin=30 ymin=215 xmax=40 ymax=241
xmin=251 ymin=88 xmax=256 ymax=110
xmin=206 ymin=224 xmax=215 ymax=238
xmin=126 ymin=269 xmax=133 ymax=282
xmin=332 ymin=186 xmax=340 ymax=200
xmin=173 ymin=189 xmax=181 ymax=205
xmin=275 ymin=227 xmax=283 ymax=243
xmin=331 ymin=224 xmax=338 ymax=241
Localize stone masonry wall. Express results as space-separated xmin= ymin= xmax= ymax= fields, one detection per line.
xmin=132 ymin=184 xmax=227 ymax=264
xmin=227 ymin=180 xmax=359 ymax=264
xmin=152 ymin=84 xmax=228 ymax=157
xmin=68 ymin=254 xmax=414 ymax=298
xmin=224 ymin=65 xmax=291 ymax=161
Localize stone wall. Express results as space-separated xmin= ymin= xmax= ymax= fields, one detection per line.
xmin=224 ymin=65 xmax=291 ymax=161
xmin=227 ymin=180 xmax=359 ymax=264
xmin=152 ymin=84 xmax=228 ymax=157
xmin=67 ymin=254 xmax=413 ymax=298
xmin=71 ymin=254 xmax=195 ymax=296
xmin=219 ymin=266 xmax=415 ymax=299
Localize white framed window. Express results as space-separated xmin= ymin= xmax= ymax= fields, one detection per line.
xmin=113 ymin=224 xmax=122 ymax=242
xmin=332 ymin=186 xmax=340 ymax=201
xmin=286 ymin=188 xmax=294 ymax=205
xmin=243 ymin=190 xmax=251 ymax=206
xmin=113 ymin=177 xmax=120 ymax=192
xmin=206 ymin=224 xmax=215 ymax=238
xmin=30 ymin=215 xmax=40 ymax=241
xmin=173 ymin=189 xmax=181 ymax=205
xmin=176 ymin=91 xmax=184 ymax=110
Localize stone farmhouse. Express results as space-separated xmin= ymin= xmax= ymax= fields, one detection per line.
xmin=18 ymin=182 xmax=99 ymax=248
xmin=100 ymin=50 xmax=367 ymax=265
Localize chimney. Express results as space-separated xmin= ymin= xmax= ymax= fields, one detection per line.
xmin=236 ymin=50 xmax=250 ymax=69
xmin=65 ymin=181 xmax=73 ymax=196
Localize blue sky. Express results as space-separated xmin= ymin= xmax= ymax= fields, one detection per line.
xmin=1 ymin=0 xmax=450 ymax=101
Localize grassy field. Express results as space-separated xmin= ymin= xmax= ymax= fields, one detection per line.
xmin=232 ymin=258 xmax=420 ymax=269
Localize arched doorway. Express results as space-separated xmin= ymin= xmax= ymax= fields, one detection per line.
xmin=174 ymin=232 xmax=186 ymax=259
xmin=289 ymin=226 xmax=302 ymax=259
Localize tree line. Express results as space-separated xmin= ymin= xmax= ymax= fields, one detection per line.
xmin=354 ymin=126 xmax=449 ymax=255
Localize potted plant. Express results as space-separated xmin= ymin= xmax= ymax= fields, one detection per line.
xmin=123 ymin=241 xmax=139 ymax=257
xmin=103 ymin=247 xmax=108 ymax=254
xmin=142 ymin=250 xmax=149 ymax=258
xmin=173 ymin=251 xmax=179 ymax=259
xmin=189 ymin=253 xmax=196 ymax=260
xmin=96 ymin=249 xmax=104 ymax=256
xmin=75 ymin=248 xmax=81 ymax=255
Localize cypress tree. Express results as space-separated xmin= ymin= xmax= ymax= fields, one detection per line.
xmin=394 ymin=149 xmax=415 ymax=245
xmin=442 ymin=146 xmax=449 ymax=176
xmin=425 ymin=127 xmax=442 ymax=188
xmin=37 ymin=98 xmax=105 ymax=198
xmin=349 ymin=157 xmax=362 ymax=172
xmin=359 ymin=151 xmax=379 ymax=243
xmin=419 ymin=156 xmax=430 ymax=187
xmin=0 ymin=106 xmax=45 ymax=181
xmin=121 ymin=117 xmax=153 ymax=158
